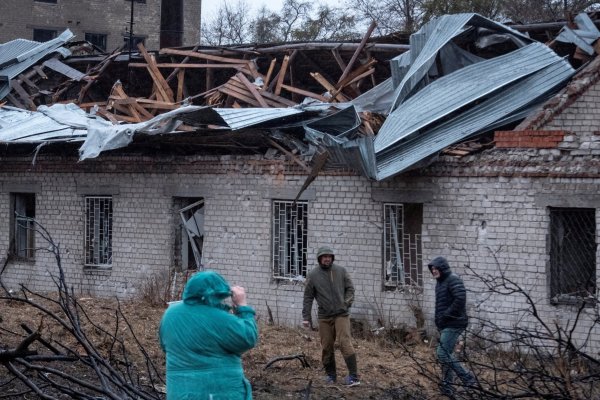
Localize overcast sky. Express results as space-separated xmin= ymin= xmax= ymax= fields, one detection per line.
xmin=201 ymin=0 xmax=342 ymax=24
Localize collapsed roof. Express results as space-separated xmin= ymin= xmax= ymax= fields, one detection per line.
xmin=0 ymin=13 xmax=598 ymax=181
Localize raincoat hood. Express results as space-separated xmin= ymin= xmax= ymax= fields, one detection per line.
xmin=182 ymin=270 xmax=232 ymax=309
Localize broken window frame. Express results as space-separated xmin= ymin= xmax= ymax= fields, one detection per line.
xmin=84 ymin=196 xmax=113 ymax=268
xmin=272 ymin=200 xmax=308 ymax=280
xmin=549 ymin=207 xmax=597 ymax=306
xmin=175 ymin=198 xmax=204 ymax=271
xmin=85 ymin=32 xmax=107 ymax=51
xmin=383 ymin=203 xmax=423 ymax=289
xmin=10 ymin=193 xmax=36 ymax=260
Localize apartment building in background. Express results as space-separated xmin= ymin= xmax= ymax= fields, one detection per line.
xmin=0 ymin=0 xmax=201 ymax=51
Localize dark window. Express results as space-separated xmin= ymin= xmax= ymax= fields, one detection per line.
xmin=383 ymin=203 xmax=423 ymax=288
xmin=10 ymin=193 xmax=35 ymax=259
xmin=33 ymin=29 xmax=57 ymax=42
xmin=173 ymin=198 xmax=204 ymax=271
xmin=34 ymin=0 xmax=57 ymax=3
xmin=125 ymin=0 xmax=146 ymax=3
xmin=85 ymin=196 xmax=113 ymax=267
xmin=272 ymin=200 xmax=308 ymax=279
xmin=160 ymin=0 xmax=183 ymax=48
xmin=85 ymin=33 xmax=107 ymax=51
xmin=549 ymin=207 xmax=596 ymax=305
xmin=123 ymin=35 xmax=145 ymax=52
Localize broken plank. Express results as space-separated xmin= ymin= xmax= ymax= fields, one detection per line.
xmin=310 ymin=72 xmax=349 ymax=102
xmin=274 ymin=55 xmax=290 ymax=96
xmin=9 ymin=80 xmax=36 ymax=110
xmin=159 ymin=48 xmax=254 ymax=65
xmin=268 ymin=138 xmax=311 ymax=173
xmin=263 ymin=58 xmax=277 ymax=89
xmin=176 ymin=69 xmax=185 ymax=102
xmin=280 ymin=84 xmax=328 ymax=102
xmin=338 ymin=20 xmax=377 ymax=84
xmin=235 ymin=72 xmax=269 ymax=107
xmin=137 ymin=43 xmax=174 ymax=103
xmin=127 ymin=62 xmax=249 ymax=69
xmin=219 ymin=87 xmax=261 ymax=107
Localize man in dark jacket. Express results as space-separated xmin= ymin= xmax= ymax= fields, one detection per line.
xmin=428 ymin=256 xmax=476 ymax=397
xmin=302 ymin=246 xmax=360 ymax=386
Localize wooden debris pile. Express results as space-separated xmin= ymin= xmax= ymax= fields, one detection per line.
xmin=2 ymin=23 xmax=406 ymax=136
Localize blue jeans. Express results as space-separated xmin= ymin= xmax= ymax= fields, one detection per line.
xmin=436 ymin=327 xmax=474 ymax=393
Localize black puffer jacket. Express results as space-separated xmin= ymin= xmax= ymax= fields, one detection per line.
xmin=428 ymin=256 xmax=468 ymax=330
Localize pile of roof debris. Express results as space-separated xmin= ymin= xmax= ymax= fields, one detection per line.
xmin=0 ymin=13 xmax=598 ymax=180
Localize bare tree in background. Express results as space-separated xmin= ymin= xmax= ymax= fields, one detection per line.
xmin=251 ymin=6 xmax=283 ymax=44
xmin=201 ymin=0 xmax=252 ymax=45
xmin=349 ymin=0 xmax=425 ymax=35
xmin=293 ymin=5 xmax=361 ymax=41
xmin=278 ymin=0 xmax=313 ymax=42
xmin=501 ymin=0 xmax=600 ymax=23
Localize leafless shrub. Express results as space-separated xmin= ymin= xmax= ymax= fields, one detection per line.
xmin=0 ymin=217 xmax=165 ymax=399
xmin=404 ymin=248 xmax=600 ymax=400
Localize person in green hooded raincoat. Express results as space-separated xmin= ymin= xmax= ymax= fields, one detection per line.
xmin=159 ymin=270 xmax=258 ymax=400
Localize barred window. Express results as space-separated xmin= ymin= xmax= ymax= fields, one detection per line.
xmin=383 ymin=203 xmax=423 ymax=288
xmin=549 ymin=207 xmax=596 ymax=305
xmin=272 ymin=200 xmax=308 ymax=279
xmin=11 ymin=193 xmax=35 ymax=259
xmin=85 ymin=196 xmax=113 ymax=267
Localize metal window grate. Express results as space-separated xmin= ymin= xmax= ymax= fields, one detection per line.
xmin=85 ymin=196 xmax=113 ymax=267
xmin=272 ymin=200 xmax=308 ymax=279
xmin=549 ymin=207 xmax=596 ymax=303
xmin=13 ymin=193 xmax=36 ymax=259
xmin=384 ymin=203 xmax=423 ymax=287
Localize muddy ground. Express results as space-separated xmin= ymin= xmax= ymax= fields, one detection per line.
xmin=0 ymin=294 xmax=449 ymax=399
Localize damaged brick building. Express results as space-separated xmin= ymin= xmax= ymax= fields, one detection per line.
xmin=1 ymin=12 xmax=600 ymax=353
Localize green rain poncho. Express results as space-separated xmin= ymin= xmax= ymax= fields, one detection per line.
xmin=159 ymin=271 xmax=258 ymax=400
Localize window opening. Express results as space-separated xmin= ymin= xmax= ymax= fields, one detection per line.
xmin=272 ymin=200 xmax=308 ymax=279
xmin=174 ymin=198 xmax=204 ymax=271
xmin=549 ymin=207 xmax=596 ymax=305
xmin=11 ymin=193 xmax=35 ymax=259
xmin=85 ymin=196 xmax=113 ymax=267
xmin=383 ymin=203 xmax=423 ymax=288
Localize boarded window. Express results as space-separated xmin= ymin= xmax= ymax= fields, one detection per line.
xmin=85 ymin=196 xmax=113 ymax=267
xmin=272 ymin=200 xmax=308 ymax=279
xmin=383 ymin=203 xmax=423 ymax=288
xmin=173 ymin=198 xmax=204 ymax=271
xmin=10 ymin=193 xmax=35 ymax=259
xmin=549 ymin=207 xmax=596 ymax=305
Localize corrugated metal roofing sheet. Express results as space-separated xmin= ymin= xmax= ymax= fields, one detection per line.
xmin=375 ymin=60 xmax=575 ymax=180
xmin=0 ymin=29 xmax=74 ymax=100
xmin=389 ymin=13 xmax=534 ymax=112
xmin=374 ymin=42 xmax=566 ymax=153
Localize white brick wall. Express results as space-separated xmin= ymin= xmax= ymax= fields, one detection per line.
xmin=1 ymin=156 xmax=599 ymax=353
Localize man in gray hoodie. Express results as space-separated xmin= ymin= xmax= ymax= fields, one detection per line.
xmin=302 ymin=246 xmax=359 ymax=386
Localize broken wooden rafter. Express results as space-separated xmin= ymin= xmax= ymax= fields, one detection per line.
xmin=137 ymin=43 xmax=175 ymax=103
xmin=235 ymin=72 xmax=269 ymax=107
xmin=338 ymin=20 xmax=378 ymax=85
xmin=267 ymin=138 xmax=311 ymax=173
xmin=274 ymin=54 xmax=290 ymax=96
xmin=280 ymin=84 xmax=328 ymax=102
xmin=310 ymin=72 xmax=350 ymax=102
